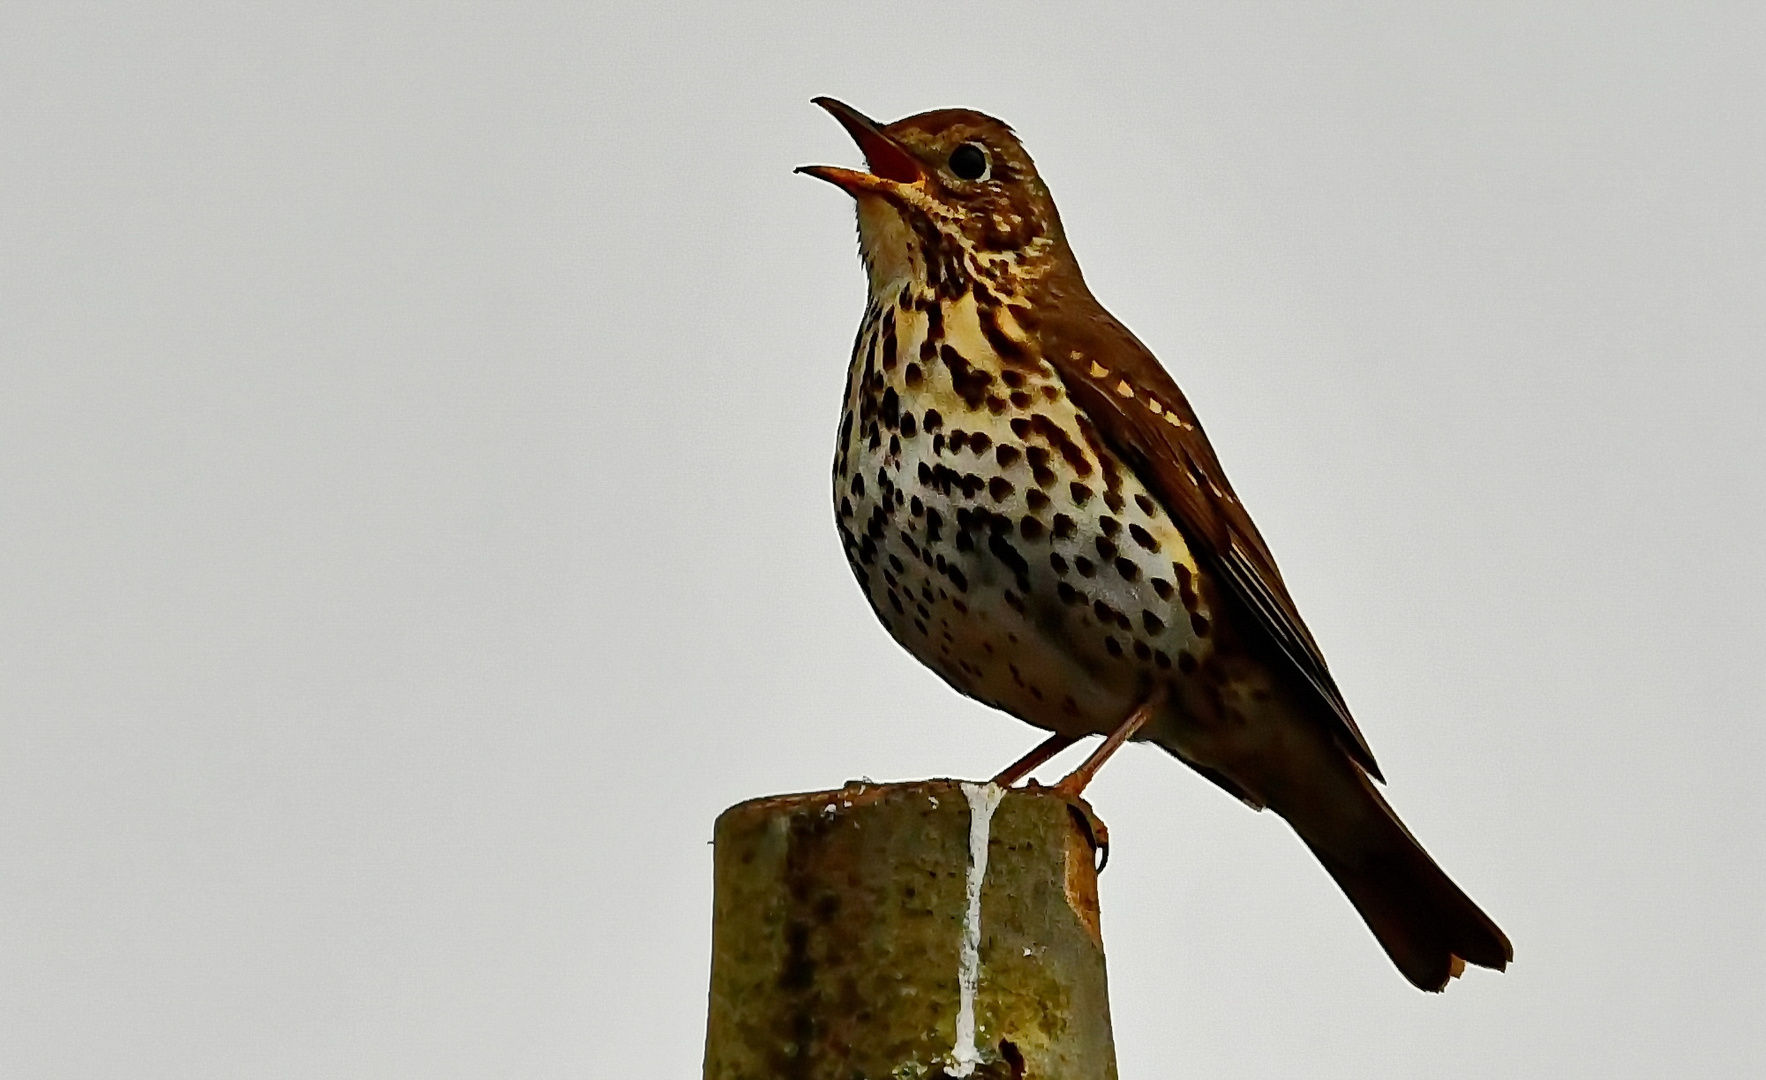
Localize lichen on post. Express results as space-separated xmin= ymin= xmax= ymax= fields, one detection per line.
xmin=702 ymin=779 xmax=1117 ymax=1080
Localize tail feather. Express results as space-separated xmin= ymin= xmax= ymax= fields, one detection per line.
xmin=1290 ymin=778 xmax=1512 ymax=992
xmin=1160 ymin=715 xmax=1511 ymax=991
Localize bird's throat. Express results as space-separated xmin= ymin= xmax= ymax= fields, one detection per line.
xmin=855 ymin=194 xmax=927 ymax=298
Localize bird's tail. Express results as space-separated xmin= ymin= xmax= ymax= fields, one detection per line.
xmin=1278 ymin=769 xmax=1512 ymax=992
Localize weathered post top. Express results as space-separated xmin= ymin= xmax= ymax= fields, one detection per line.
xmin=703 ymin=779 xmax=1117 ymax=1080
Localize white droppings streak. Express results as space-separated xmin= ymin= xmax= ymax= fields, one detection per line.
xmin=950 ymin=781 xmax=1005 ymax=1077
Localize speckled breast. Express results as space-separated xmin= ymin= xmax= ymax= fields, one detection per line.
xmin=832 ymin=284 xmax=1219 ymax=738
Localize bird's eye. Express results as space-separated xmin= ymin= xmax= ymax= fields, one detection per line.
xmin=949 ymin=143 xmax=989 ymax=181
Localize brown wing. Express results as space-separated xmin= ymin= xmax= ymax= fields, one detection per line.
xmin=1035 ymin=300 xmax=1384 ymax=781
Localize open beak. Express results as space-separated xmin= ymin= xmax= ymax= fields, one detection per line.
xmin=796 ymin=96 xmax=926 ymax=197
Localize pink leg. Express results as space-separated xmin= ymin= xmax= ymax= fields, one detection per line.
xmin=990 ymin=731 xmax=1080 ymax=788
xmin=1053 ymin=700 xmax=1156 ymax=797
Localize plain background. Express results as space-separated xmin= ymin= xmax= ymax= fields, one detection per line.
xmin=4 ymin=2 xmax=1762 ymax=1077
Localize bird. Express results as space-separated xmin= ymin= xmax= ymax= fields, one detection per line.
xmin=797 ymin=98 xmax=1511 ymax=993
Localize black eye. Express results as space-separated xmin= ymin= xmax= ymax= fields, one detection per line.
xmin=949 ymin=143 xmax=989 ymax=181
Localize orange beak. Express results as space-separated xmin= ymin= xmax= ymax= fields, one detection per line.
xmin=796 ymin=97 xmax=926 ymax=196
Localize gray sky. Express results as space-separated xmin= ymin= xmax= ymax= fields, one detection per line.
xmin=4 ymin=2 xmax=1762 ymax=1076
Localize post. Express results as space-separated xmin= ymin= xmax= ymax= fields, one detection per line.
xmin=703 ymin=779 xmax=1118 ymax=1080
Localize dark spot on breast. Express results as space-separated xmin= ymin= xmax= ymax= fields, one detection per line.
xmin=1099 ymin=516 xmax=1120 ymax=537
xmin=1052 ymin=514 xmax=1076 ymax=538
xmin=946 ymin=564 xmax=968 ymax=592
xmin=933 ymin=433 xmax=946 ymax=455
xmin=1026 ymin=489 xmax=1050 ymax=512
xmin=1135 ymin=494 xmax=1157 ymax=516
xmin=950 ymin=430 xmax=968 ymax=452
xmin=1178 ymin=651 xmax=1199 ymax=673
xmin=1000 ymin=369 xmax=1025 ymax=389
xmin=1075 ymin=556 xmax=1096 ymax=577
xmin=969 ymin=432 xmax=992 ymax=454
xmin=905 ymin=362 xmax=924 ymax=388
xmin=1095 ymin=537 xmax=1118 ymax=560
xmin=1003 ymin=589 xmax=1026 ymax=612
xmin=1057 ymin=581 xmax=1079 ymax=604
xmin=1104 ymin=636 xmax=1122 ymax=657
xmin=926 ymin=508 xmax=943 ymax=542
xmin=939 ymin=344 xmax=993 ymax=409
xmin=1142 ymin=611 xmax=1165 ymax=634
xmin=1070 ymin=482 xmax=1093 ymax=506
xmin=1009 ymin=417 xmax=1031 ymax=439
xmin=923 ymin=408 xmax=943 ymax=432
xmin=989 ymin=476 xmax=1013 ymax=502
xmin=1019 ymin=516 xmax=1044 ymax=540
xmin=1049 ymin=552 xmax=1068 ymax=574
xmin=1009 ymin=390 xmax=1032 ymax=408
xmin=1030 ymin=414 xmax=1092 ymax=478
xmin=851 ymin=473 xmax=865 ymax=496
xmin=1176 ymin=566 xmax=1199 ymax=611
xmin=1190 ymin=613 xmax=1211 ymax=637
xmin=1115 ymin=557 xmax=1139 ymax=581
xmin=995 ymin=445 xmax=1021 ymax=467
xmin=909 ymin=495 xmax=924 ymax=516
xmin=981 ymin=305 xmax=1031 ymax=366
xmin=901 ymin=412 xmax=918 ymax=437
xmin=988 ymin=532 xmax=1031 ymax=588
xmin=1133 ymin=640 xmax=1151 ymax=660
xmin=1151 ymin=577 xmax=1174 ymax=601
xmin=880 ymin=316 xmax=897 ymax=371
xmin=1154 ymin=650 xmax=1172 ymax=669
xmin=918 ymin=462 xmax=933 ymax=485
xmin=1129 ymin=523 xmax=1159 ymax=552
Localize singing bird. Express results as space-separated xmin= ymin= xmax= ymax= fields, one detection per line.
xmin=798 ymin=98 xmax=1511 ymax=992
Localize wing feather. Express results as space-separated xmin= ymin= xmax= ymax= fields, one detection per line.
xmin=1036 ymin=302 xmax=1384 ymax=780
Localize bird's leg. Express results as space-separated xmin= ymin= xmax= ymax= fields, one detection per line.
xmin=990 ymin=732 xmax=1079 ymax=788
xmin=1053 ymin=699 xmax=1157 ymax=797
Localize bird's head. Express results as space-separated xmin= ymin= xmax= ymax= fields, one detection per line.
xmin=798 ymin=98 xmax=1075 ymax=299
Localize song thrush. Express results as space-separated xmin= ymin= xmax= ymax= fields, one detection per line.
xmin=798 ymin=98 xmax=1511 ymax=992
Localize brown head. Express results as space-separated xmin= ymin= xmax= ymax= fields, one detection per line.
xmin=798 ymin=98 xmax=1079 ymax=299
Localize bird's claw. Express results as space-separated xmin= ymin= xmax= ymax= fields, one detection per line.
xmin=1027 ymin=779 xmax=1111 ymax=872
